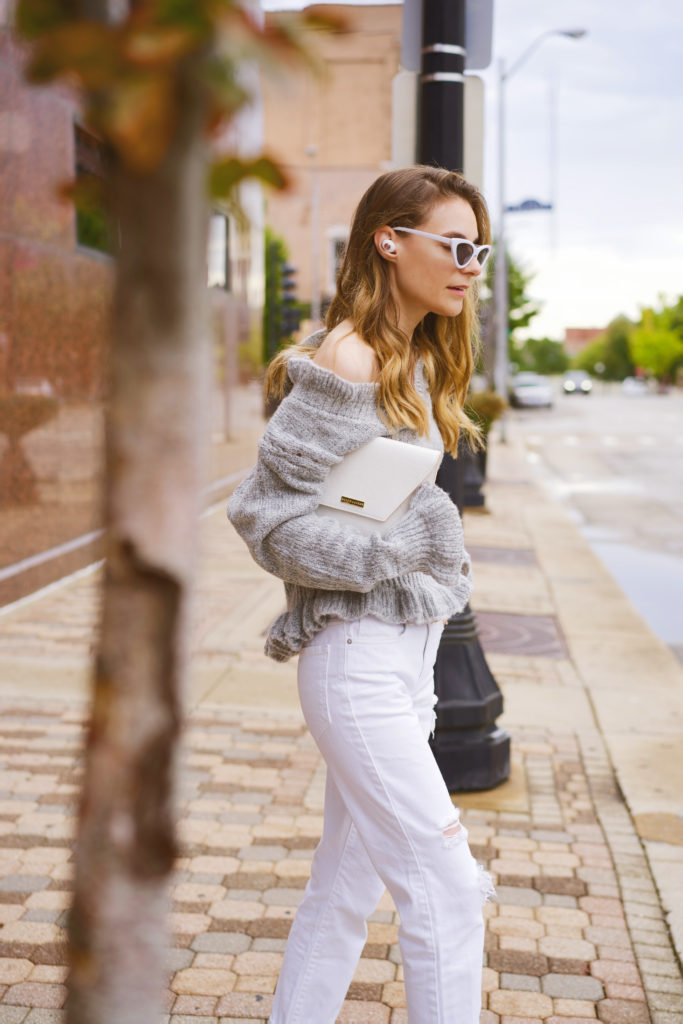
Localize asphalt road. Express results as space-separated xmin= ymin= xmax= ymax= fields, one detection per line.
xmin=504 ymin=382 xmax=683 ymax=662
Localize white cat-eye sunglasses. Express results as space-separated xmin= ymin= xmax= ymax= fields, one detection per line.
xmin=393 ymin=226 xmax=492 ymax=269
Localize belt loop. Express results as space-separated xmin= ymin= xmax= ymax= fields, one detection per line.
xmin=422 ymin=621 xmax=431 ymax=661
xmin=346 ymin=616 xmax=363 ymax=644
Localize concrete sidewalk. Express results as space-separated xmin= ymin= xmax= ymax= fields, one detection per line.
xmin=0 ymin=402 xmax=682 ymax=1023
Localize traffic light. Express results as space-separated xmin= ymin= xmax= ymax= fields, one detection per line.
xmin=281 ymin=263 xmax=301 ymax=337
xmin=264 ymin=233 xmax=303 ymax=364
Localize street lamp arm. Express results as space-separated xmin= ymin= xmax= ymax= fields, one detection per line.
xmin=504 ymin=30 xmax=556 ymax=81
xmin=504 ymin=27 xmax=587 ymax=81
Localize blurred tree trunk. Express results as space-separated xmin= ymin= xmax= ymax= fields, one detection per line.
xmin=13 ymin=0 xmax=332 ymax=1018
xmin=66 ymin=8 xmax=211 ymax=1024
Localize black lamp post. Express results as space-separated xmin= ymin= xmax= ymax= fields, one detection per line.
xmin=418 ymin=0 xmax=510 ymax=791
xmin=432 ymin=448 xmax=510 ymax=791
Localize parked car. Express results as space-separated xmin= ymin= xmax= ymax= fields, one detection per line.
xmin=621 ymin=376 xmax=649 ymax=396
xmin=508 ymin=372 xmax=554 ymax=409
xmin=562 ymin=370 xmax=592 ymax=395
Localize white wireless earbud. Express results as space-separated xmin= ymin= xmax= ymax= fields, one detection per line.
xmin=381 ymin=239 xmax=397 ymax=254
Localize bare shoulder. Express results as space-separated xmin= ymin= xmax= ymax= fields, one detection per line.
xmin=312 ymin=323 xmax=379 ymax=383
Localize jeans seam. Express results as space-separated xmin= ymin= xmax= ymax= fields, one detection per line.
xmin=298 ymin=645 xmax=332 ymax=741
xmin=341 ymin=639 xmax=444 ymax=1024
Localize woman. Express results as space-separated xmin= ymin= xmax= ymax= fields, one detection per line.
xmin=227 ymin=165 xmax=494 ymax=1024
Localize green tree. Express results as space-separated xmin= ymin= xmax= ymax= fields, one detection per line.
xmin=481 ymin=247 xmax=541 ymax=382
xmin=507 ymin=253 xmax=541 ymax=345
xmin=573 ymin=316 xmax=635 ymax=381
xmin=263 ymin=228 xmax=289 ymax=362
xmin=668 ymin=295 xmax=683 ymax=335
xmin=630 ymin=301 xmax=683 ymax=381
xmin=263 ymin=228 xmax=308 ymax=364
xmin=517 ymin=337 xmax=570 ymax=375
xmin=484 ymin=246 xmax=541 ymax=349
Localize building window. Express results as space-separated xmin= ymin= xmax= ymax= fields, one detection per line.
xmin=208 ymin=211 xmax=231 ymax=290
xmin=326 ymin=229 xmax=348 ymax=295
xmin=74 ymin=123 xmax=113 ymax=255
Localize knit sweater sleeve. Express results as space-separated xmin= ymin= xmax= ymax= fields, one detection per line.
xmin=227 ymin=358 xmax=468 ymax=593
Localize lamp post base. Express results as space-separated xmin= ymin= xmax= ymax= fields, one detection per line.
xmin=430 ymin=724 xmax=510 ymax=793
xmin=430 ymin=604 xmax=511 ymax=792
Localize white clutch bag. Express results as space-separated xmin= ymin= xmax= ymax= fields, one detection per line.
xmin=314 ymin=436 xmax=442 ymax=537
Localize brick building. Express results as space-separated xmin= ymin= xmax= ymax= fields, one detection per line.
xmin=0 ymin=31 xmax=261 ymax=400
xmin=564 ymin=327 xmax=605 ymax=355
xmin=262 ymin=4 xmax=402 ymax=312
xmin=0 ymin=13 xmax=264 ymax=598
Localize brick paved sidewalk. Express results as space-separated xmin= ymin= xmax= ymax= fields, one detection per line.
xmin=0 ymin=698 xmax=681 ymax=1024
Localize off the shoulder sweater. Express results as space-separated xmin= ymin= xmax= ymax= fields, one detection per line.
xmin=227 ymin=332 xmax=473 ymax=661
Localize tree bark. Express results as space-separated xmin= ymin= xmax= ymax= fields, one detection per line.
xmin=66 ymin=50 xmax=211 ymax=1024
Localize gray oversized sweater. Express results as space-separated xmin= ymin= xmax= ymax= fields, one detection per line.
xmin=227 ymin=332 xmax=473 ymax=661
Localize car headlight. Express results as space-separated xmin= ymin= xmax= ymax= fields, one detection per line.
xmin=580 ymin=382 xmax=591 ymax=391
xmin=564 ymin=382 xmax=576 ymax=392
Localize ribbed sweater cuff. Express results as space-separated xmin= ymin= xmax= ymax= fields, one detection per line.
xmin=386 ymin=501 xmax=462 ymax=584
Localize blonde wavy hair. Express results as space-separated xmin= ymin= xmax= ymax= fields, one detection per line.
xmin=265 ymin=165 xmax=491 ymax=455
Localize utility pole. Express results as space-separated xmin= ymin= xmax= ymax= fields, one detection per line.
xmin=418 ymin=0 xmax=510 ymax=791
xmin=493 ymin=55 xmax=508 ymax=412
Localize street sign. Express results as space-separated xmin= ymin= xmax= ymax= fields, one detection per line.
xmin=464 ymin=74 xmax=484 ymax=188
xmin=391 ymin=69 xmax=418 ymax=166
xmin=392 ymin=71 xmax=484 ymax=184
xmin=395 ymin=0 xmax=490 ymax=172
xmin=401 ymin=0 xmax=422 ymax=72
xmin=402 ymin=0 xmax=493 ymax=72
xmin=506 ymin=198 xmax=553 ymax=212
xmin=465 ymin=0 xmax=493 ymax=70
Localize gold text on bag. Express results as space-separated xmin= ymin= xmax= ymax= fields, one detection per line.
xmin=340 ymin=496 xmax=365 ymax=508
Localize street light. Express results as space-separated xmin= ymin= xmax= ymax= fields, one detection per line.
xmin=493 ymin=28 xmax=587 ymax=423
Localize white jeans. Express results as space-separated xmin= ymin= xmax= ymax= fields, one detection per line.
xmin=269 ymin=615 xmax=489 ymax=1024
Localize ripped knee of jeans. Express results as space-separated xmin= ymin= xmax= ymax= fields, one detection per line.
xmin=441 ymin=814 xmax=496 ymax=906
xmin=441 ymin=816 xmax=468 ymax=849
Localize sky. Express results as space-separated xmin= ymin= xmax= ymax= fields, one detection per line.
xmin=261 ymin=0 xmax=683 ymax=340
xmin=481 ymin=0 xmax=683 ymax=339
